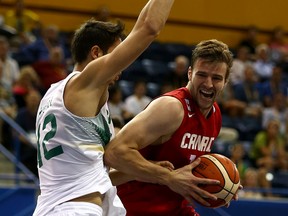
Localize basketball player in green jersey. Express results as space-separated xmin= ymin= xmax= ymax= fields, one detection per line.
xmin=33 ymin=1 xmax=175 ymax=215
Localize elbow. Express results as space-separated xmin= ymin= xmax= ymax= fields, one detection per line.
xmin=104 ymin=144 xmax=124 ymax=168
xmin=104 ymin=148 xmax=116 ymax=168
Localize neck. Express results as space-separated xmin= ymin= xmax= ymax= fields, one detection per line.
xmin=74 ymin=63 xmax=87 ymax=72
xmin=201 ymin=108 xmax=212 ymax=119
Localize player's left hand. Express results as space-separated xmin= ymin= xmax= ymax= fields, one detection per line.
xmin=150 ymin=160 xmax=174 ymax=171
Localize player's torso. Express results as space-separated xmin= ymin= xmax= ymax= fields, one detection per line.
xmin=118 ymin=88 xmax=222 ymax=215
xmin=34 ymin=72 xmax=115 ymax=214
xmin=36 ymin=72 xmax=115 ymax=170
xmin=141 ymin=88 xmax=222 ymax=168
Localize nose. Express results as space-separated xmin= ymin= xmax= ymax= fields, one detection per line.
xmin=204 ymin=76 xmax=213 ymax=88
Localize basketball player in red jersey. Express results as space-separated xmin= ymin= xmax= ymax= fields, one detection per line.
xmin=105 ymin=39 xmax=241 ymax=215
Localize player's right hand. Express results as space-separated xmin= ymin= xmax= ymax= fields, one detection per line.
xmin=166 ymin=158 xmax=220 ymax=207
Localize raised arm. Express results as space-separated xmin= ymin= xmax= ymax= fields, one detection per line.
xmin=83 ymin=0 xmax=175 ymax=87
xmin=65 ymin=0 xmax=175 ymax=117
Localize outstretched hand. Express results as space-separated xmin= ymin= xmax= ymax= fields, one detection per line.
xmin=166 ymin=158 xmax=220 ymax=207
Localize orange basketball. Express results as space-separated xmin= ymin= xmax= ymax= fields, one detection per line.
xmin=192 ymin=153 xmax=240 ymax=208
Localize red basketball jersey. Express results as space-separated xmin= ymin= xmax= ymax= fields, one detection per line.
xmin=117 ymin=87 xmax=222 ymax=216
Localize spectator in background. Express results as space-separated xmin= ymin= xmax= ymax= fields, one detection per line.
xmin=217 ymin=80 xmax=261 ymax=141
xmin=15 ymin=89 xmax=42 ymax=176
xmin=268 ymin=26 xmax=288 ymax=62
xmin=238 ymin=25 xmax=259 ymax=60
xmin=108 ymin=85 xmax=134 ymax=125
xmin=249 ymin=119 xmax=287 ymax=196
xmin=233 ymin=65 xmax=262 ymax=118
xmin=0 ymin=36 xmax=20 ymax=90
xmin=12 ymin=65 xmax=42 ymax=108
xmin=217 ymin=82 xmax=246 ymax=123
xmin=262 ymin=92 xmax=288 ymax=136
xmin=32 ymin=46 xmax=68 ymax=93
xmin=0 ymin=59 xmax=17 ymax=114
xmin=259 ymin=64 xmax=287 ymax=107
xmin=95 ymin=5 xmax=112 ymax=22
xmin=239 ymin=168 xmax=263 ymax=199
xmin=0 ymin=59 xmax=17 ymax=150
xmin=229 ymin=46 xmax=252 ymax=85
xmin=159 ymin=82 xmax=175 ymax=95
xmin=250 ymin=119 xmax=287 ymax=172
xmin=124 ymin=79 xmax=152 ymax=118
xmin=5 ymin=0 xmax=39 ymax=43
xmin=164 ymin=55 xmax=189 ymax=89
xmin=253 ymin=43 xmax=274 ymax=82
xmin=229 ymin=143 xmax=250 ymax=182
xmin=15 ymin=24 xmax=69 ymax=66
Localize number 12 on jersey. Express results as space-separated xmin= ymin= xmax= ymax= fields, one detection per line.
xmin=37 ymin=113 xmax=64 ymax=167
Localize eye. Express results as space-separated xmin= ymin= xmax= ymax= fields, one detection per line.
xmin=196 ymin=72 xmax=207 ymax=77
xmin=213 ymin=76 xmax=223 ymax=81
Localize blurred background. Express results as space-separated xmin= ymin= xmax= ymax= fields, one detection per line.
xmin=0 ymin=0 xmax=287 ymax=215
xmin=1 ymin=0 xmax=288 ymax=46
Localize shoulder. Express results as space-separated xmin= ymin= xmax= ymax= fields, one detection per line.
xmin=148 ymin=96 xmax=184 ymax=118
xmin=132 ymin=96 xmax=184 ymax=138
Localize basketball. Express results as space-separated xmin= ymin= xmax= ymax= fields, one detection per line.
xmin=192 ymin=153 xmax=240 ymax=208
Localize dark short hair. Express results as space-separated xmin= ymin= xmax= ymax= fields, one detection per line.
xmin=71 ymin=18 xmax=125 ymax=63
xmin=191 ymin=39 xmax=233 ymax=80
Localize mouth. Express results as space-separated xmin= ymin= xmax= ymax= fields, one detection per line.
xmin=200 ymin=89 xmax=214 ymax=99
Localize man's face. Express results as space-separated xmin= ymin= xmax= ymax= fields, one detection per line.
xmin=188 ymin=58 xmax=227 ymax=114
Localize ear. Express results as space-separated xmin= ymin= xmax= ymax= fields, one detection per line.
xmin=91 ymin=45 xmax=104 ymax=59
xmin=188 ymin=66 xmax=192 ymax=81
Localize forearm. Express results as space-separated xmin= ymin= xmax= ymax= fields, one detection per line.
xmin=134 ymin=0 xmax=174 ymax=35
xmin=109 ymin=168 xmax=135 ymax=186
xmin=105 ymin=147 xmax=172 ymax=186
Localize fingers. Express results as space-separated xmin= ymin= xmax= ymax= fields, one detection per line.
xmin=190 ymin=157 xmax=201 ymax=168
xmin=160 ymin=161 xmax=175 ymax=170
xmin=153 ymin=160 xmax=175 ymax=171
xmin=195 ymin=186 xmax=218 ymax=202
xmin=187 ymin=162 xmax=220 ymax=205
xmin=232 ymin=184 xmax=243 ymax=201
xmin=184 ymin=180 xmax=218 ymax=207
xmin=198 ymin=177 xmax=220 ymax=185
xmin=185 ymin=191 xmax=212 ymax=207
xmin=239 ymin=184 xmax=243 ymax=190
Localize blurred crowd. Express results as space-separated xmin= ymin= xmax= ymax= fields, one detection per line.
xmin=0 ymin=0 xmax=287 ymax=199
